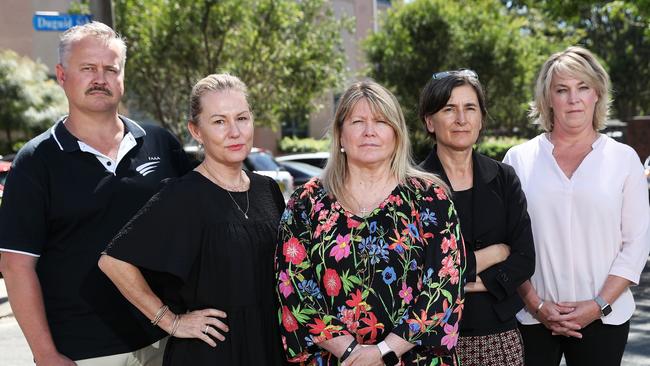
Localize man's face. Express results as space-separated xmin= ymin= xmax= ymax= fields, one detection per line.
xmin=56 ymin=36 xmax=125 ymax=115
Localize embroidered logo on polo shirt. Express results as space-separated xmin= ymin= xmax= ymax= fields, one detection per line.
xmin=136 ymin=161 xmax=160 ymax=176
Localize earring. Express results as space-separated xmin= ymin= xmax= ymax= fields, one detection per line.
xmin=198 ymin=143 xmax=204 ymax=150
xmin=340 ymin=147 xmax=345 ymax=153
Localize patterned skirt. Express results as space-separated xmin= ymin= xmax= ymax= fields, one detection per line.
xmin=457 ymin=328 xmax=524 ymax=366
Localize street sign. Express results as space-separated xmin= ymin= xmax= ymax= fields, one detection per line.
xmin=33 ymin=12 xmax=92 ymax=32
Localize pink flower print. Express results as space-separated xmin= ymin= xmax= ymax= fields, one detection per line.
xmin=438 ymin=255 xmax=455 ymax=279
xmin=318 ymin=209 xmax=330 ymax=221
xmin=441 ymin=322 xmax=459 ymax=350
xmin=434 ymin=186 xmax=447 ymax=200
xmin=278 ymin=270 xmax=294 ymax=298
xmin=449 ymin=267 xmax=460 ymax=285
xmin=329 ymin=234 xmax=351 ymax=262
xmin=346 ymin=216 xmax=361 ymax=229
xmin=441 ymin=235 xmax=458 ymax=254
xmin=311 ymin=201 xmax=325 ymax=218
xmin=399 ymin=281 xmax=413 ymax=304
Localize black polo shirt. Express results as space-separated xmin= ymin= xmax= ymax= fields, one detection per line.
xmin=0 ymin=116 xmax=192 ymax=360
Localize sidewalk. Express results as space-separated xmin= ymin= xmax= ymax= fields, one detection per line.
xmin=0 ymin=277 xmax=12 ymax=319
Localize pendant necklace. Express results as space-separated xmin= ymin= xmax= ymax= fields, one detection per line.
xmin=202 ymin=165 xmax=250 ymax=219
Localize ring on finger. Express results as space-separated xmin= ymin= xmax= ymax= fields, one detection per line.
xmin=203 ymin=325 xmax=210 ymax=334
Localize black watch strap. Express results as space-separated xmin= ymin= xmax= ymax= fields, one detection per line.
xmin=340 ymin=339 xmax=358 ymax=362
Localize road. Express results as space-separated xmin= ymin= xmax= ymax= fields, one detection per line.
xmin=2 ymin=259 xmax=650 ymax=365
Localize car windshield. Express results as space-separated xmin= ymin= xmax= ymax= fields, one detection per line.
xmin=247 ymin=151 xmax=281 ymax=171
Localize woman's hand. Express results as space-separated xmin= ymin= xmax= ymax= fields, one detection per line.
xmin=535 ymin=301 xmax=582 ymax=338
xmin=549 ymin=300 xmax=601 ymax=330
xmin=162 ymin=309 xmax=229 ymax=347
xmin=464 ymin=276 xmax=487 ymax=292
xmin=342 ymin=345 xmax=384 ymax=366
xmin=474 ymin=243 xmax=510 ymax=274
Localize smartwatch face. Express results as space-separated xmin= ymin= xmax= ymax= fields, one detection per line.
xmin=602 ymin=304 xmax=612 ymax=316
xmin=382 ymin=351 xmax=399 ymax=365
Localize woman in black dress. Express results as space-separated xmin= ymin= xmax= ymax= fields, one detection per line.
xmin=99 ymin=73 xmax=287 ymax=365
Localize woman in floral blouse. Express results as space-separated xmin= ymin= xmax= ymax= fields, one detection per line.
xmin=275 ymin=81 xmax=466 ymax=366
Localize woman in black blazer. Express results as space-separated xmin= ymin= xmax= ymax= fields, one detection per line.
xmin=418 ymin=70 xmax=535 ymax=366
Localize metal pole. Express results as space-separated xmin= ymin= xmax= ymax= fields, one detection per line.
xmin=89 ymin=0 xmax=114 ymax=28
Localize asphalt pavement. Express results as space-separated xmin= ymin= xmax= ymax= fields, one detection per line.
xmin=1 ymin=259 xmax=650 ymax=365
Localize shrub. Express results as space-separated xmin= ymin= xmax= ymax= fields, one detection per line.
xmin=279 ymin=136 xmax=330 ymax=153
xmin=476 ymin=136 xmax=528 ymax=161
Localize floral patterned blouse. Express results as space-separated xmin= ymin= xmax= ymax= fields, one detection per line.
xmin=275 ymin=177 xmax=466 ymax=365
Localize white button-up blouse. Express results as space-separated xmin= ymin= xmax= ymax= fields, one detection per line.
xmin=504 ymin=133 xmax=650 ymax=325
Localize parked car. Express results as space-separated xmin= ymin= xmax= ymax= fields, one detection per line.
xmin=183 ymin=144 xmax=294 ymax=201
xmin=243 ymin=148 xmax=294 ymax=201
xmin=278 ymin=160 xmax=323 ymax=186
xmin=275 ymin=151 xmax=330 ymax=168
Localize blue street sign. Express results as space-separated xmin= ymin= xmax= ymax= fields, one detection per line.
xmin=33 ymin=12 xmax=92 ymax=32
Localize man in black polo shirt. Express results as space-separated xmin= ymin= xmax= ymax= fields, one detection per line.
xmin=0 ymin=22 xmax=190 ymax=365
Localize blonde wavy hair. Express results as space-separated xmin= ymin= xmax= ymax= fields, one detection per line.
xmin=321 ymin=80 xmax=448 ymax=199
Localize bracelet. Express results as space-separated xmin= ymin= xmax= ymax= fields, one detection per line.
xmin=151 ymin=305 xmax=169 ymax=326
xmin=340 ymin=339 xmax=359 ymax=362
xmin=170 ymin=314 xmax=182 ymax=337
xmin=535 ymin=300 xmax=544 ymax=314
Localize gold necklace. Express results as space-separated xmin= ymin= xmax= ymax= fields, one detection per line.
xmin=201 ymin=165 xmax=250 ymax=219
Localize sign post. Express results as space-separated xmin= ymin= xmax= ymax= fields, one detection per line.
xmin=32 ymin=12 xmax=92 ymax=32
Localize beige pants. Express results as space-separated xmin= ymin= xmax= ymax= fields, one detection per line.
xmin=75 ymin=337 xmax=168 ymax=366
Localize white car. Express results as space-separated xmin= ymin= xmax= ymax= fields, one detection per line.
xmin=244 ymin=148 xmax=294 ymax=201
xmin=276 ymin=151 xmax=330 ymax=168
xmin=184 ymin=144 xmax=294 ymax=201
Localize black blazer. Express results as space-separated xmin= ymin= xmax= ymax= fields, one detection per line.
xmin=420 ymin=147 xmax=535 ymax=325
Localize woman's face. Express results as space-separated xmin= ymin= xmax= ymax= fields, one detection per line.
xmin=424 ymin=84 xmax=482 ymax=151
xmin=549 ymin=73 xmax=599 ymax=133
xmin=339 ymin=98 xmax=396 ymax=169
xmin=188 ymin=89 xmax=254 ymax=167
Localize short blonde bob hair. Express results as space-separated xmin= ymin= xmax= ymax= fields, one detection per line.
xmin=322 ymin=80 xmax=448 ymax=199
xmin=530 ymin=46 xmax=611 ymax=131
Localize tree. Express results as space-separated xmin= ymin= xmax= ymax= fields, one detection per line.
xmin=114 ymin=0 xmax=349 ymax=138
xmin=0 ymin=50 xmax=67 ymax=151
xmin=365 ymin=0 xmax=566 ymax=158
xmin=505 ymin=1 xmax=650 ymax=120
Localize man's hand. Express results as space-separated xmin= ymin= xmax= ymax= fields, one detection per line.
xmin=35 ymin=351 xmax=76 ymax=366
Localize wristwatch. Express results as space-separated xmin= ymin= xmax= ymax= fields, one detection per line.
xmin=377 ymin=341 xmax=399 ymax=366
xmin=594 ymin=295 xmax=612 ymax=317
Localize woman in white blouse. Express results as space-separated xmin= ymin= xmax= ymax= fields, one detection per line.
xmin=503 ymin=46 xmax=650 ymax=366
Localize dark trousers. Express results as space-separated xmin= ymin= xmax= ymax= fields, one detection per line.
xmin=518 ymin=320 xmax=629 ymax=366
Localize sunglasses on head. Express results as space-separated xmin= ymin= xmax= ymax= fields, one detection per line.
xmin=431 ymin=69 xmax=478 ymax=80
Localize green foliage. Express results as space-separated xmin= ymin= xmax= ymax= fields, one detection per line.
xmin=68 ymin=0 xmax=91 ymax=15
xmin=364 ymin=0 xmax=565 ymax=155
xmin=505 ymin=1 xmax=650 ymax=120
xmin=0 ymin=50 xmax=67 ymax=151
xmin=476 ymin=136 xmax=527 ymax=161
xmin=114 ymin=0 xmax=350 ymax=138
xmin=278 ymin=136 xmax=330 ymax=153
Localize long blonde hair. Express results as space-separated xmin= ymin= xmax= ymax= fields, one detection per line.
xmin=321 ymin=80 xmax=448 ymax=199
